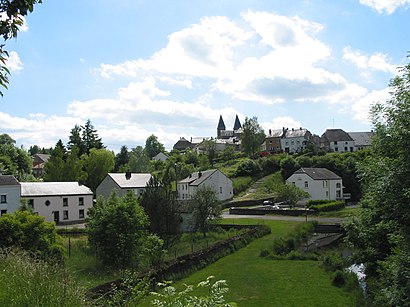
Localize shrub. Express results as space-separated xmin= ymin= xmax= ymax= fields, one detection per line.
xmin=310 ymin=201 xmax=345 ymax=212
xmin=321 ymin=251 xmax=345 ymax=271
xmin=332 ymin=270 xmax=346 ymax=287
xmin=235 ymin=158 xmax=261 ymax=176
xmin=259 ymin=249 xmax=270 ymax=257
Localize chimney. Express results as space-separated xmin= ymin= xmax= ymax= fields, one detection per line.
xmin=269 ymin=129 xmax=272 ymax=136
xmin=125 ymin=171 xmax=132 ymax=180
xmin=198 ymin=171 xmax=202 ymax=178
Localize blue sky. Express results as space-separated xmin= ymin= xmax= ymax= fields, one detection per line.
xmin=1 ymin=0 xmax=410 ymax=151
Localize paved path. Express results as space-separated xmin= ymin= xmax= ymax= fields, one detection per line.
xmin=222 ymin=212 xmax=344 ymax=224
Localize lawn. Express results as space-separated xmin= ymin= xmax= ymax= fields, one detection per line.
xmin=147 ymin=219 xmax=360 ymax=307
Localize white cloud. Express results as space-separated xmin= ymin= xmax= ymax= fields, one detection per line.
xmin=343 ymin=47 xmax=397 ymax=74
xmin=359 ymin=0 xmax=410 ymax=14
xmin=7 ymin=51 xmax=23 ymax=73
xmin=262 ymin=116 xmax=302 ymax=132
xmin=351 ymin=87 xmax=391 ymax=123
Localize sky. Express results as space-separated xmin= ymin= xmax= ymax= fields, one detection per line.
xmin=1 ymin=0 xmax=410 ymax=152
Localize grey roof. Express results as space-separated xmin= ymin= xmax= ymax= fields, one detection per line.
xmin=217 ymin=115 xmax=226 ymax=130
xmin=321 ymin=129 xmax=353 ymax=142
xmin=233 ymin=115 xmax=242 ymax=130
xmin=267 ymin=129 xmax=284 ymax=138
xmin=33 ymin=153 xmax=51 ymax=163
xmin=348 ymin=131 xmax=374 ymax=147
xmin=21 ymin=182 xmax=92 ymax=196
xmin=0 ymin=175 xmax=20 ymax=186
xmin=179 ymin=169 xmax=218 ymax=186
xmin=294 ymin=168 xmax=341 ymax=180
xmin=284 ymin=128 xmax=310 ymax=138
xmin=108 ymin=173 xmax=152 ymax=188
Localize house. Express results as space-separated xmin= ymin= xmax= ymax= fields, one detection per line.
xmin=321 ymin=129 xmax=355 ymax=152
xmin=281 ymin=128 xmax=313 ymax=153
xmin=286 ymin=168 xmax=345 ymax=201
xmin=264 ymin=129 xmax=285 ymax=153
xmin=177 ymin=169 xmax=233 ymax=202
xmin=348 ymin=131 xmax=374 ymax=151
xmin=96 ymin=172 xmax=152 ymax=199
xmin=173 ymin=137 xmax=192 ymax=151
xmin=152 ymin=152 xmax=169 ymax=162
xmin=0 ymin=175 xmax=21 ymax=216
xmin=20 ymin=182 xmax=93 ymax=224
xmin=32 ymin=153 xmax=50 ymax=177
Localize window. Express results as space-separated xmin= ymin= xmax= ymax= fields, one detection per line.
xmin=304 ymin=181 xmax=309 ymax=188
xmin=334 ymin=141 xmax=338 ymax=145
xmin=45 ymin=200 xmax=50 ymax=206
xmin=0 ymin=195 xmax=6 ymax=203
xmin=0 ymin=209 xmax=7 ymax=216
xmin=63 ymin=198 xmax=68 ymax=207
xmin=63 ymin=210 xmax=68 ymax=220
xmin=336 ymin=183 xmax=341 ymax=188
xmin=326 ymin=191 xmax=329 ymax=198
xmin=28 ymin=199 xmax=34 ymax=209
xmin=336 ymin=190 xmax=341 ymax=198
xmin=79 ymin=197 xmax=84 ymax=206
xmin=292 ymin=182 xmax=296 ymax=185
xmin=323 ymin=181 xmax=328 ymax=188
xmin=335 ymin=147 xmax=338 ymax=152
xmin=344 ymin=147 xmax=348 ymax=151
xmin=220 ymin=187 xmax=223 ymax=194
xmin=79 ymin=209 xmax=85 ymax=219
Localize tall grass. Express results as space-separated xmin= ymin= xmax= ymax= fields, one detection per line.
xmin=0 ymin=248 xmax=88 ymax=306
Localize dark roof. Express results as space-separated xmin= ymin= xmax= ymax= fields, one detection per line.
xmin=0 ymin=175 xmax=20 ymax=186
xmin=284 ymin=128 xmax=310 ymax=138
xmin=217 ymin=115 xmax=226 ymax=130
xmin=173 ymin=137 xmax=192 ymax=150
xmin=33 ymin=153 xmax=51 ymax=163
xmin=179 ymin=169 xmax=218 ymax=186
xmin=348 ymin=131 xmax=374 ymax=147
xmin=321 ymin=129 xmax=353 ymax=142
xmin=233 ymin=115 xmax=241 ymax=130
xmin=294 ymin=168 xmax=341 ymax=180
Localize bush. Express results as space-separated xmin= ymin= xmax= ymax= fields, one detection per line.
xmin=310 ymin=201 xmax=345 ymax=212
xmin=332 ymin=270 xmax=346 ymax=287
xmin=232 ymin=176 xmax=254 ymax=195
xmin=235 ymin=158 xmax=261 ymax=176
xmin=272 ymin=222 xmax=315 ymax=256
xmin=321 ymin=251 xmax=345 ymax=271
xmin=259 ymin=249 xmax=270 ymax=257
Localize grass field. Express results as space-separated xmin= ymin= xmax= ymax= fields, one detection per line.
xmin=146 ymin=218 xmax=361 ymax=307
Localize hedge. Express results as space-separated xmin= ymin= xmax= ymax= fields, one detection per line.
xmin=310 ymin=201 xmax=345 ymax=212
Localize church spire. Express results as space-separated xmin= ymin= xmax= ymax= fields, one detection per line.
xmin=233 ymin=114 xmax=241 ymax=130
xmin=217 ymin=115 xmax=226 ymax=138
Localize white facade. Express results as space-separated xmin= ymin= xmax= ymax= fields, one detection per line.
xmin=96 ymin=172 xmax=152 ymax=199
xmin=327 ymin=140 xmax=356 ymax=153
xmin=286 ymin=168 xmax=344 ymax=201
xmin=0 ymin=176 xmax=21 ymax=216
xmin=280 ymin=128 xmax=312 ymax=153
xmin=20 ymin=182 xmax=93 ymax=224
xmin=177 ymin=169 xmax=233 ymax=202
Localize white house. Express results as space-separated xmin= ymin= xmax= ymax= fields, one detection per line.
xmin=280 ymin=128 xmax=313 ymax=153
xmin=0 ymin=175 xmax=21 ymax=216
xmin=177 ymin=169 xmax=233 ymax=202
xmin=96 ymin=172 xmax=152 ymax=199
xmin=321 ymin=129 xmax=355 ymax=153
xmin=20 ymin=182 xmax=93 ymax=224
xmin=286 ymin=168 xmax=344 ymax=201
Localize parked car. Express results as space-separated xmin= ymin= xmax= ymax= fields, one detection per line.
xmin=263 ymin=200 xmax=274 ymax=205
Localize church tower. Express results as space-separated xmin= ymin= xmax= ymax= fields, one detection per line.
xmin=217 ymin=115 xmax=226 ymax=138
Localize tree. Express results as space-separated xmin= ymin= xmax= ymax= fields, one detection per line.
xmin=145 ymin=134 xmax=165 ymax=159
xmin=63 ymin=145 xmax=86 ymax=182
xmin=241 ymin=116 xmax=266 ymax=157
xmin=0 ymin=1 xmax=42 ymax=96
xmin=0 ymin=134 xmax=32 ymax=179
xmin=115 ymin=145 xmax=130 ymax=171
xmin=139 ymin=176 xmax=180 ymax=247
xmin=67 ymin=124 xmax=85 ymax=155
xmin=191 ymin=186 xmax=221 ymax=236
xmin=82 ymin=148 xmax=114 ymax=192
xmin=0 ymin=210 xmax=63 ymax=262
xmin=201 ymin=138 xmax=217 ymax=166
xmin=43 ymin=146 xmax=65 ymax=181
xmin=128 ymin=145 xmax=150 ymax=173
xmin=87 ymin=192 xmax=151 ymax=268
xmin=82 ymin=119 xmax=104 ymax=154
xmin=275 ymin=183 xmax=309 ymax=208
xmin=345 ymin=58 xmax=410 ymax=306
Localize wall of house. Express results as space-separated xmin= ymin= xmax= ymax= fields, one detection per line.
xmin=198 ymin=170 xmax=233 ymax=201
xmin=0 ymin=185 xmax=21 ymax=215
xmin=287 ymin=174 xmax=343 ymax=201
xmin=280 ymin=136 xmax=308 ymax=153
xmin=265 ymin=137 xmax=281 ymax=152
xmin=328 ymin=140 xmax=356 ymax=153
xmin=96 ymin=176 xmax=146 ymax=199
xmin=25 ymin=194 xmax=93 ymax=223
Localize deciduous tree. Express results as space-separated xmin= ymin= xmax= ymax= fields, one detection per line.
xmin=82 ymin=148 xmax=114 ymax=192
xmin=145 ymin=134 xmax=165 ymax=159
xmin=241 ymin=116 xmax=265 ymax=158
xmin=191 ymin=186 xmax=221 ymax=237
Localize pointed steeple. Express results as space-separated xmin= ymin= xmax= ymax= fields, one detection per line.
xmin=217 ymin=115 xmax=226 ymax=138
xmin=233 ymin=114 xmax=242 ymax=130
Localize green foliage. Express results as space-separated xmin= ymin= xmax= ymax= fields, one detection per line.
xmin=115 ymin=145 xmax=129 ymax=171
xmin=87 ymin=192 xmax=150 ymax=268
xmin=192 ymin=186 xmax=222 ymax=236
xmin=234 ymin=158 xmax=261 ymax=176
xmin=0 ymin=210 xmax=63 ymax=262
xmin=345 ymin=57 xmax=410 ymax=306
xmin=309 ymin=201 xmax=345 ymax=212
xmin=0 ymin=133 xmax=32 ymax=178
xmin=139 ymin=175 xmax=181 ymax=247
xmin=240 ymin=116 xmax=265 ymax=158
xmin=272 ymin=222 xmax=315 ymax=256
xmin=145 ymin=134 xmax=165 ymax=159
xmin=279 ymin=155 xmax=299 ymax=179
xmin=128 ymin=145 xmax=150 ymax=173
xmin=150 ymin=276 xmax=235 ymax=307
xmin=232 ymin=176 xmax=253 ymax=195
xmin=0 ymin=248 xmax=87 ymax=306
xmin=82 ymin=148 xmax=115 ymax=192
xmin=275 ymin=183 xmax=309 ymax=206
xmin=332 ymin=270 xmax=346 ymax=287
